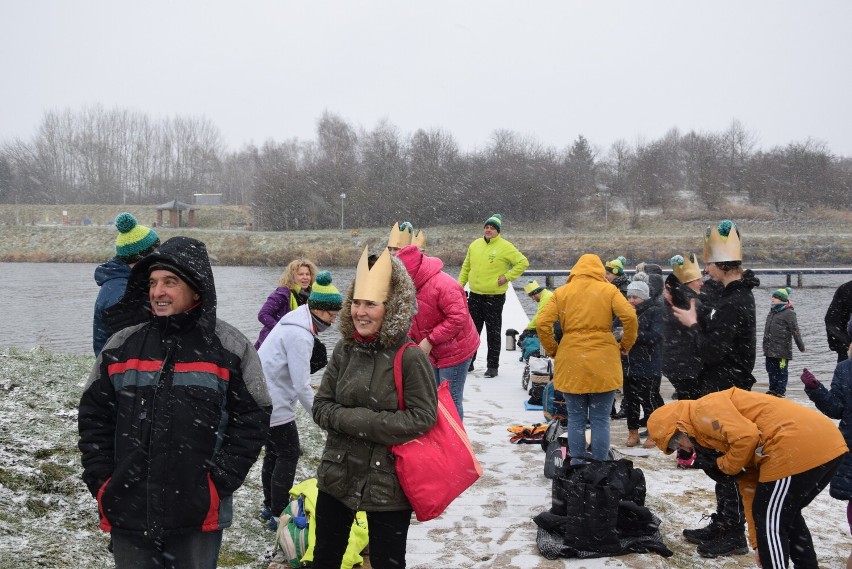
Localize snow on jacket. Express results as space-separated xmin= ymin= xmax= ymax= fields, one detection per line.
xmin=536 ymin=253 xmax=638 ymax=395
xmin=258 ymin=303 xmax=318 ymax=427
xmin=255 ymin=285 xmax=308 ymax=349
xmin=78 ymin=236 xmax=272 ymax=538
xmin=313 ymin=256 xmax=437 ymax=512
xmin=825 ymin=279 xmax=852 ymax=356
xmin=648 ymin=388 xmax=848 ymax=548
xmin=762 ymin=304 xmax=805 ymax=360
xmin=397 ymin=245 xmax=478 ymax=368
xmin=693 ymin=271 xmax=759 ymax=394
xmin=92 ymin=257 xmax=131 ymax=355
xmin=526 ymin=288 xmax=554 ymax=331
xmin=626 ymin=299 xmax=663 ymax=379
xmin=458 ymin=234 xmax=529 ymax=295
xmin=804 ymin=359 xmax=852 ymax=501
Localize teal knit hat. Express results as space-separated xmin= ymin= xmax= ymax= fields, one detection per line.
xmin=772 ymin=287 xmax=792 ymax=303
xmin=114 ymin=212 xmax=159 ymax=260
xmin=484 ymin=213 xmax=503 ymax=232
xmin=308 ymin=271 xmax=343 ymax=311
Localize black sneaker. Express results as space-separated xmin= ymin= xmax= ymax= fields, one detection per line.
xmin=468 ymin=361 xmax=475 ymax=372
xmin=766 ymin=390 xmax=786 ymax=398
xmin=683 ymin=514 xmax=722 ymax=544
xmin=696 ymin=529 xmax=749 ymax=558
xmin=484 ymin=368 xmax=498 ymax=378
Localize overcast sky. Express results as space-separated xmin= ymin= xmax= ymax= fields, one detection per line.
xmin=2 ymin=1 xmax=851 ymax=156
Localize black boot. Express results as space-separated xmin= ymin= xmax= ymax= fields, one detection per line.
xmin=683 ymin=514 xmax=723 ymax=544
xmin=696 ymin=528 xmax=749 ymax=557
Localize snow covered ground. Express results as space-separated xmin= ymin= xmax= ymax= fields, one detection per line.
xmin=403 ymin=286 xmax=850 ymax=569
xmin=0 ymin=285 xmax=848 ymax=568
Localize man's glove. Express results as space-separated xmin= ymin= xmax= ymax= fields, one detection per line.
xmin=800 ymin=368 xmax=820 ymax=389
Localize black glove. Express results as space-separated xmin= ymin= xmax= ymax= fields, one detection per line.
xmin=310 ymin=338 xmax=328 ymax=374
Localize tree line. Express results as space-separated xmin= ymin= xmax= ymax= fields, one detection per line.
xmin=1 ymin=106 xmax=850 ymax=230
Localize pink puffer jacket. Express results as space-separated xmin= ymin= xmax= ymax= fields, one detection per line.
xmin=397 ymin=245 xmax=479 ymax=368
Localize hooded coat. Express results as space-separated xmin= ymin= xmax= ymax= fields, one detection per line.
xmin=312 ymin=256 xmax=438 ymax=512
xmin=762 ymin=304 xmax=805 ymax=360
xmin=78 ymin=236 xmax=272 ymax=538
xmin=825 ymin=279 xmax=852 ymax=357
xmin=804 ymin=359 xmax=852 ymax=500
xmin=397 ymin=245 xmax=478 ymax=369
xmin=92 ymin=257 xmax=131 ymax=355
xmin=661 ymin=278 xmax=703 ymax=390
xmin=647 ymin=388 xmax=848 ymax=548
xmin=537 ymin=254 xmax=638 ymax=395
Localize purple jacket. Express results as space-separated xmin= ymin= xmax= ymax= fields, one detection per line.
xmin=254 ymin=287 xmax=293 ymax=349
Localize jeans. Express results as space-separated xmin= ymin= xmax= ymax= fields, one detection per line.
xmin=112 ymin=530 xmax=222 ymax=569
xmin=313 ymin=490 xmax=411 ymax=569
xmin=565 ymin=391 xmax=616 ymax=464
xmin=765 ymin=357 xmax=789 ymax=394
xmin=262 ymin=421 xmax=301 ymax=516
xmin=434 ymin=358 xmax=471 ymax=421
xmin=468 ymin=292 xmax=505 ymax=369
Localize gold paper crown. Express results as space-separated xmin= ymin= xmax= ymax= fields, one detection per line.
xmin=671 ymin=253 xmax=702 ymax=284
xmin=703 ymin=220 xmax=742 ymax=263
xmin=354 ymin=246 xmax=392 ymax=303
xmin=387 ymin=222 xmax=413 ymax=249
xmin=412 ymin=230 xmax=425 ymax=250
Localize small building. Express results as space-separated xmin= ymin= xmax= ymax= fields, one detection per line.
xmin=156 ymin=199 xmax=196 ymax=228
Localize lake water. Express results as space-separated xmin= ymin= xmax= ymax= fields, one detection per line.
xmin=1 ymin=262 xmax=849 ymax=380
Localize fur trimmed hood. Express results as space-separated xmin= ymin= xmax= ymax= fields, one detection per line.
xmin=338 ymin=254 xmax=417 ymax=349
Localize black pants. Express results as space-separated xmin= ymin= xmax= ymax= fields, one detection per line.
xmin=261 ymin=421 xmax=300 ymax=516
xmin=753 ymin=456 xmax=843 ymax=569
xmin=468 ymin=292 xmax=505 ymax=369
xmin=701 ymin=459 xmax=746 ymax=530
xmin=312 ymin=490 xmax=412 ymax=569
xmin=112 ymin=530 xmax=222 ymax=569
xmin=624 ymin=375 xmax=658 ymax=430
xmin=667 ymin=373 xmax=702 ymax=401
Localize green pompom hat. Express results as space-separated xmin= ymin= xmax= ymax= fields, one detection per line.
xmin=308 ymin=271 xmax=343 ymax=311
xmin=484 ymin=213 xmax=503 ymax=232
xmin=114 ymin=212 xmax=159 ymax=259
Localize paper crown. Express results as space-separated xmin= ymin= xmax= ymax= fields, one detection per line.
xmin=387 ymin=221 xmax=413 ymax=249
xmin=703 ymin=220 xmax=742 ymax=263
xmin=354 ymin=246 xmax=392 ymax=303
xmin=523 ymin=280 xmax=544 ymax=296
xmin=412 ymin=229 xmax=425 ymax=250
xmin=670 ymin=253 xmax=702 ymax=284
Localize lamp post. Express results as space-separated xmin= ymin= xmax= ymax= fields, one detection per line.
xmin=339 ymin=193 xmax=346 ymax=230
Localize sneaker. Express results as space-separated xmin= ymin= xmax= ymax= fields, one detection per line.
xmin=766 ymin=390 xmax=786 ymax=398
xmin=259 ymin=506 xmax=273 ymax=521
xmin=484 ymin=368 xmax=498 ymax=378
xmin=267 ymin=516 xmax=279 ymax=531
xmin=639 ymin=429 xmax=649 ymax=437
xmin=683 ymin=514 xmax=723 ymax=544
xmin=468 ymin=361 xmax=475 ymax=372
xmin=696 ymin=529 xmax=749 ymax=558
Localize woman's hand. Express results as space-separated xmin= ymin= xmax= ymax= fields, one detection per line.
xmin=671 ymin=298 xmax=698 ymax=327
xmin=419 ymin=338 xmax=433 ymax=356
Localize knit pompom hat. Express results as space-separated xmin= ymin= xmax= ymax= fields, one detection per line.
xmin=115 ymin=212 xmax=159 ymax=260
xmin=772 ymin=287 xmax=792 ymax=303
xmin=605 ymin=255 xmax=627 ymax=276
xmin=308 ymin=271 xmax=343 ymax=311
xmin=484 ymin=213 xmax=503 ymax=232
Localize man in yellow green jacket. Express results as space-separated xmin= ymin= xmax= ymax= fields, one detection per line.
xmin=524 ymin=279 xmax=553 ymax=332
xmin=458 ymin=213 xmax=529 ymax=377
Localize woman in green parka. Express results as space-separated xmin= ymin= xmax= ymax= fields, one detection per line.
xmin=312 ymin=247 xmax=437 ymax=569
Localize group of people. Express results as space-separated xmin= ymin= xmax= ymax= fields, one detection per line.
xmin=81 ymin=211 xmax=851 ymax=569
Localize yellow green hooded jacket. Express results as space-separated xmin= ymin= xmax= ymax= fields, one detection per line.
xmin=458 ymin=234 xmax=529 ymax=295
xmin=647 ymin=388 xmax=848 ymax=548
xmin=536 ymin=253 xmax=637 ymax=394
xmin=526 ymin=288 xmax=554 ymax=330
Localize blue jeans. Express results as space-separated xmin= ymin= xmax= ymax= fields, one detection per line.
xmin=112 ymin=530 xmax=222 ymax=569
xmin=434 ymin=358 xmax=471 ymax=421
xmin=565 ymin=391 xmax=616 ymax=464
xmin=765 ymin=357 xmax=789 ymax=394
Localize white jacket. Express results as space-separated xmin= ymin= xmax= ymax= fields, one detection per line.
xmin=258 ymin=304 xmax=316 ymax=427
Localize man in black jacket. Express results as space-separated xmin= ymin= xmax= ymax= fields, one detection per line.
xmin=825 ymin=279 xmax=852 ymax=363
xmin=78 ymin=236 xmax=271 ymax=568
xmin=669 ymin=220 xmax=758 ymax=560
